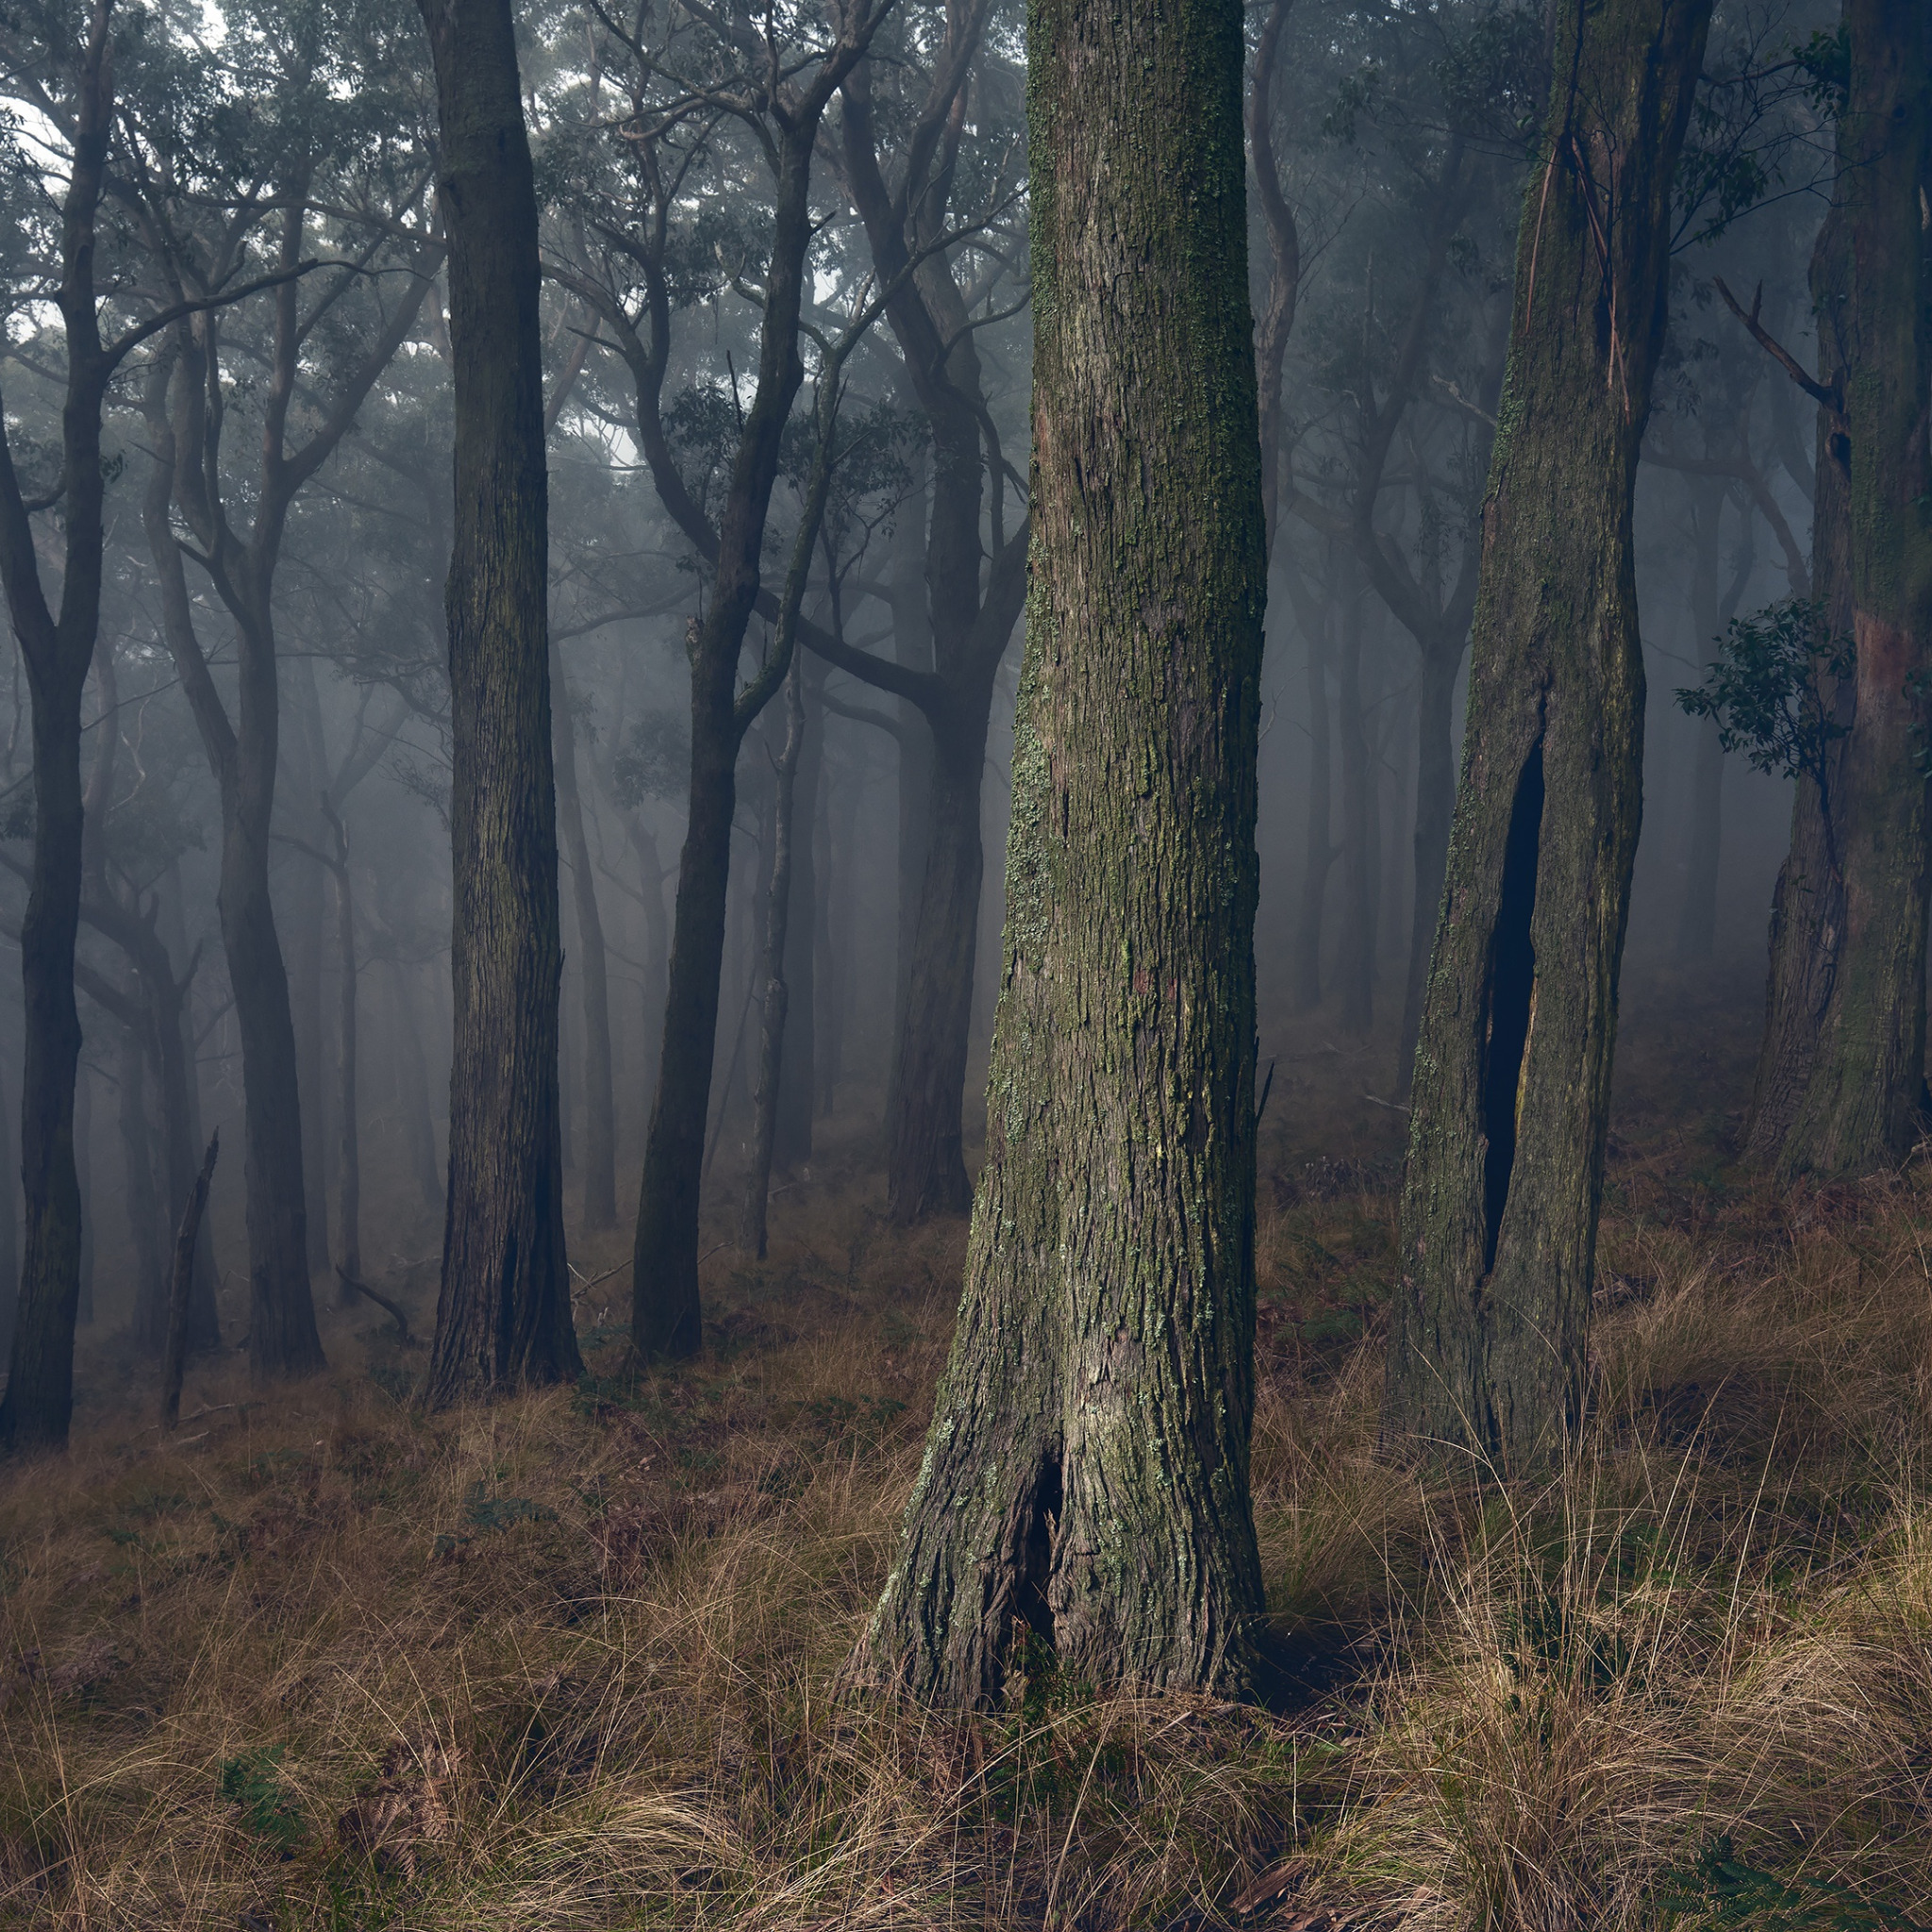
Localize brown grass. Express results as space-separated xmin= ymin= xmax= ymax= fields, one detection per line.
xmin=3 ymin=1008 xmax=1931 ymax=1928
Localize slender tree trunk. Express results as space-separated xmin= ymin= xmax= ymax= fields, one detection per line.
xmin=886 ymin=705 xmax=990 ymax=1220
xmin=858 ymin=0 xmax=1267 ymax=1701
xmin=0 ymin=1057 xmax=15 ymax=1358
xmin=885 ymin=461 xmax=933 ymax=1134
xmin=1384 ymin=0 xmax=1711 ymax=1468
xmin=390 ymin=958 xmax=443 ymax=1210
xmin=418 ymin=0 xmax=582 ymax=1405
xmin=1774 ymin=0 xmax=1932 ymax=1178
xmin=773 ymin=654 xmax=823 ymax=1170
xmin=741 ymin=658 xmax=806 ymax=1257
xmin=324 ymin=807 xmax=360 ymax=1296
xmin=820 ymin=758 xmax=853 ymax=1117
xmin=119 ymin=1017 xmax=167 ymax=1344
xmin=1337 ymin=579 xmax=1376 ymax=1034
xmin=1398 ymin=638 xmax=1459 ymax=1083
xmin=287 ymin=663 xmax=332 ymax=1274
xmin=551 ymin=651 xmax=617 ymax=1228
xmin=1292 ymin=601 xmax=1334 ymax=1011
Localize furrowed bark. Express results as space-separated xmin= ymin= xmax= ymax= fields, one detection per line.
xmin=858 ymin=0 xmax=1268 ymax=1704
xmin=1384 ymin=0 xmax=1711 ymax=1469
xmin=418 ymin=0 xmax=581 ymax=1404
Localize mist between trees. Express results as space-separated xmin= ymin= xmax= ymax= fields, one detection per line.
xmin=0 ymin=0 xmax=1925 ymax=1707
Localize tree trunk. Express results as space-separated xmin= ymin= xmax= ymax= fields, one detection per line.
xmin=741 ymin=658 xmax=806 ymax=1257
xmin=0 ymin=1057 xmax=15 ymax=1357
xmin=390 ymin=958 xmax=444 ymax=1210
xmin=1398 ymin=639 xmax=1459 ymax=1083
xmin=773 ymin=654 xmax=823 ymax=1170
xmin=119 ymin=1016 xmax=167 ymax=1346
xmin=417 ymin=0 xmax=582 ymax=1405
xmin=1773 ymin=0 xmax=1932 ymax=1178
xmin=885 ymin=707 xmax=989 ymax=1221
xmin=1383 ymin=0 xmax=1711 ymax=1469
xmin=1292 ymin=598 xmax=1334 ymax=1011
xmin=1336 ymin=578 xmax=1376 ymax=1034
xmin=858 ymin=0 xmax=1267 ymax=1702
xmin=324 ymin=806 xmax=361 ymax=1296
xmin=552 ymin=652 xmax=617 ymax=1227
xmin=286 ymin=662 xmax=332 ymax=1274
xmin=885 ymin=461 xmax=933 ymax=1134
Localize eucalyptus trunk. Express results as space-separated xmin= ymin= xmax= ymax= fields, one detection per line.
xmin=1384 ymin=0 xmax=1711 ymax=1469
xmin=1773 ymin=0 xmax=1932 ymax=1178
xmin=417 ymin=0 xmax=582 ymax=1404
xmin=858 ymin=0 xmax=1267 ymax=1702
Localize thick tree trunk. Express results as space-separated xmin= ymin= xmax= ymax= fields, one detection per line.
xmin=741 ymin=658 xmax=806 ymax=1257
xmin=1336 ymin=581 xmax=1376 ymax=1034
xmin=552 ymin=650 xmax=617 ymax=1228
xmin=858 ymin=0 xmax=1267 ymax=1703
xmin=418 ymin=0 xmax=581 ymax=1405
xmin=1384 ymin=0 xmax=1710 ymax=1469
xmin=1773 ymin=0 xmax=1932 ymax=1178
xmin=1398 ymin=640 xmax=1459 ymax=1083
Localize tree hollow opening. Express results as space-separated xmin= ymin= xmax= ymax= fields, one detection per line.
xmin=1010 ymin=1445 xmax=1063 ymax=1655
xmin=1481 ymin=743 xmax=1543 ymax=1276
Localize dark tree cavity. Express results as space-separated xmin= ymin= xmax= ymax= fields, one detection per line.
xmin=857 ymin=0 xmax=1268 ymax=1703
xmin=1384 ymin=0 xmax=1712 ymax=1469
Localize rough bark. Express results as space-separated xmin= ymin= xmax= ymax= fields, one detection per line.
xmin=0 ymin=4 xmax=116 ymax=1448
xmin=1383 ymin=0 xmax=1711 ymax=1469
xmin=417 ymin=0 xmax=582 ymax=1405
xmin=1400 ymin=641 xmax=1460 ymax=1078
xmin=858 ymin=0 xmax=1267 ymax=1703
xmin=1773 ymin=0 xmax=1932 ymax=1178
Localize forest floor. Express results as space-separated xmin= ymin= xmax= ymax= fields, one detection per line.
xmin=2 ymin=970 xmax=1931 ymax=1929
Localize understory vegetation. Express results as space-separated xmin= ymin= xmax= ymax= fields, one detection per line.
xmin=2 ymin=990 xmax=1929 ymax=1931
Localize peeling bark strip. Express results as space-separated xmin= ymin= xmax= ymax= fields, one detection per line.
xmin=417 ymin=0 xmax=581 ymax=1406
xmin=1383 ymin=0 xmax=1711 ymax=1471
xmin=857 ymin=0 xmax=1267 ymax=1704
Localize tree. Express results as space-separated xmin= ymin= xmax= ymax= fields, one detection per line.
xmin=1383 ymin=0 xmax=1712 ymax=1468
xmin=856 ymin=0 xmax=1267 ymax=1702
xmin=415 ymin=0 xmax=583 ymax=1405
xmin=1761 ymin=0 xmax=1931 ymax=1178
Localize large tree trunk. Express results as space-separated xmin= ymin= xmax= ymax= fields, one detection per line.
xmin=552 ymin=649 xmax=617 ymax=1228
xmin=1772 ymin=0 xmax=1932 ymax=1178
xmin=1383 ymin=0 xmax=1710 ymax=1469
xmin=418 ymin=0 xmax=581 ymax=1405
xmin=858 ymin=0 xmax=1267 ymax=1702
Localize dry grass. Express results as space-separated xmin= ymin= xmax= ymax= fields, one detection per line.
xmin=3 ymin=1016 xmax=1932 ymax=1930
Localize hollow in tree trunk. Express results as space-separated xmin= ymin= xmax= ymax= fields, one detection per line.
xmin=417 ymin=0 xmax=581 ymax=1404
xmin=1383 ymin=0 xmax=1711 ymax=1469
xmin=857 ymin=0 xmax=1267 ymax=1702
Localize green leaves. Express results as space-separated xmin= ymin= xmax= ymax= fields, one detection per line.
xmin=1674 ymin=597 xmax=1853 ymax=789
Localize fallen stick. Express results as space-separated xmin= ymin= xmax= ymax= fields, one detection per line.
xmin=336 ymin=1268 xmax=417 ymax=1344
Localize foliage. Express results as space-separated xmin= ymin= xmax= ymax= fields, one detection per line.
xmin=611 ymin=708 xmax=691 ymax=808
xmin=1676 ymin=597 xmax=1853 ymax=788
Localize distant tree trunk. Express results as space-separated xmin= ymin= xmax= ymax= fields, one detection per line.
xmin=1745 ymin=210 xmax=1847 ymax=1162
xmin=1398 ymin=638 xmax=1459 ymax=1082
xmin=322 ymin=803 xmax=360 ymax=1297
xmin=390 ymin=958 xmax=443 ymax=1209
xmin=884 ymin=459 xmax=932 ymax=1132
xmin=819 ymin=757 xmax=854 ymax=1116
xmin=0 ymin=3 xmax=115 ymax=1450
xmin=75 ymin=1058 xmax=94 ymax=1329
xmin=118 ymin=1017 xmax=167 ymax=1344
xmin=858 ymin=0 xmax=1267 ymax=1702
xmin=287 ymin=662 xmax=332 ymax=1274
xmin=1773 ymin=0 xmax=1932 ymax=1179
xmin=741 ymin=657 xmax=806 ymax=1257
xmin=1383 ymin=0 xmax=1710 ymax=1468
xmin=0 ymin=1058 xmax=15 ymax=1357
xmin=1336 ymin=579 xmax=1376 ymax=1034
xmin=551 ymin=651 xmax=617 ymax=1228
xmin=773 ymin=652 xmax=823 ymax=1170
xmin=1291 ymin=596 xmax=1334 ymax=1010
xmin=417 ymin=0 xmax=582 ymax=1405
